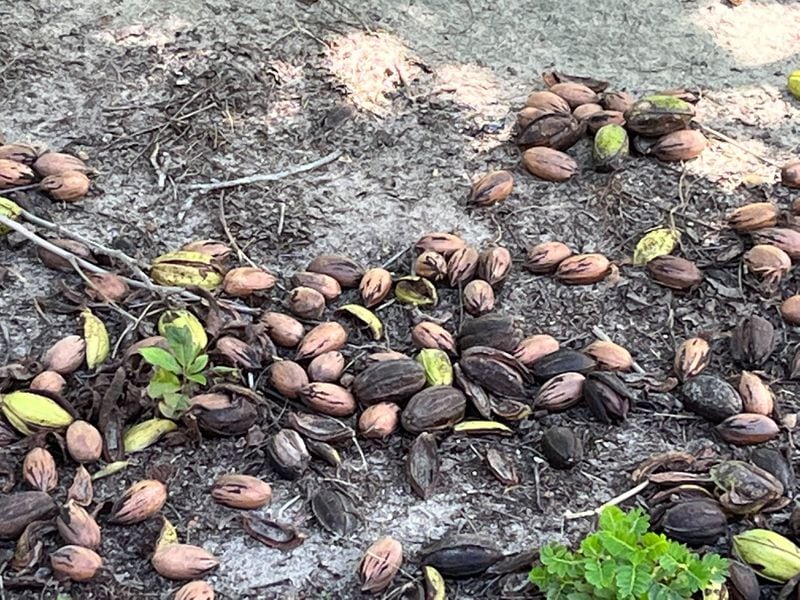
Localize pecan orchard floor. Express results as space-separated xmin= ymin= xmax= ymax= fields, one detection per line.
xmin=1 ymin=0 xmax=800 ymax=598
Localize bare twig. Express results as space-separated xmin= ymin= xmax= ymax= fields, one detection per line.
xmin=591 ymin=326 xmax=646 ymax=374
xmin=104 ymin=88 xmax=213 ymax=148
xmin=0 ymin=214 xmax=260 ymax=314
xmin=269 ymin=27 xmax=299 ymax=49
xmin=350 ymin=434 xmax=368 ymax=473
xmin=149 ymin=142 xmax=167 ymax=190
xmin=2 ymin=214 xmax=127 ymax=279
xmin=532 ymin=457 xmax=543 ymax=511
xmin=177 ymin=193 xmax=199 ymax=224
xmin=16 ymin=206 xmax=151 ymax=272
xmin=289 ymin=15 xmax=330 ymax=47
xmin=277 ymin=202 xmax=286 ymax=238
xmin=186 ymin=150 xmax=343 ymax=193
xmin=381 ymin=246 xmax=409 ymax=270
xmin=0 ymin=183 xmax=40 ymax=194
xmin=218 ymin=192 xmax=257 ymax=268
xmin=71 ymin=260 xmax=137 ymax=321
xmin=327 ymin=0 xmax=375 ymax=34
xmin=112 ymin=302 xmax=155 ymax=359
xmin=564 ymin=480 xmax=650 ymax=520
xmin=697 ymin=123 xmax=782 ymax=168
xmin=0 ymin=321 xmax=10 ymax=365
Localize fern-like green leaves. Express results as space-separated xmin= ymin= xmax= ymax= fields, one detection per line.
xmin=529 ymin=506 xmax=728 ymax=600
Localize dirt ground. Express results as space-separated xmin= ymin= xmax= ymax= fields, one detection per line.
xmin=2 ymin=0 xmax=800 ymax=598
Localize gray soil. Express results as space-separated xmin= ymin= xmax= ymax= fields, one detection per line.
xmin=1 ymin=0 xmax=800 ymax=598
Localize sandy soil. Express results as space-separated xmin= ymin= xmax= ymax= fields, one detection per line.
xmin=1 ymin=0 xmax=800 ymax=598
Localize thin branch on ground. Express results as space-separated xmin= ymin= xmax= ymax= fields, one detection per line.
xmin=697 ymin=123 xmax=782 ymax=168
xmin=564 ymin=480 xmax=650 ymax=520
xmin=326 ymin=0 xmax=375 ymax=34
xmin=277 ymin=202 xmax=286 ymax=238
xmin=71 ymin=260 xmax=137 ymax=321
xmin=290 ymin=15 xmax=330 ymax=47
xmin=186 ymin=150 xmax=343 ymax=193
xmin=0 ymin=321 xmax=10 ymax=366
xmin=112 ymin=302 xmax=155 ymax=359
xmin=149 ymin=142 xmax=167 ymax=190
xmin=0 ymin=183 xmax=40 ymax=194
xmin=0 ymin=214 xmax=260 ymax=314
xmin=16 ymin=206 xmax=152 ymax=272
xmin=218 ymin=192 xmax=257 ymax=268
xmin=591 ymin=326 xmax=646 ymax=375
xmin=381 ymin=246 xmax=409 ymax=270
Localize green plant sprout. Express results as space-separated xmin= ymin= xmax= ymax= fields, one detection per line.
xmin=530 ymin=506 xmax=728 ymax=600
xmin=138 ymin=324 xmax=210 ymax=419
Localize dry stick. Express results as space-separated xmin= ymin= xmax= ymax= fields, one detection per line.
xmin=17 ymin=208 xmax=258 ymax=309
xmin=326 ymin=0 xmax=375 ymax=34
xmin=591 ymin=325 xmax=646 ymax=375
xmin=186 ymin=150 xmax=343 ymax=193
xmin=111 ymin=302 xmax=156 ymax=359
xmin=0 ymin=183 xmax=40 ymax=194
xmin=564 ymin=480 xmax=650 ymax=520
xmin=697 ymin=123 xmax=782 ymax=169
xmin=218 ymin=192 xmax=258 ymax=268
xmin=277 ymin=202 xmax=286 ymax=237
xmin=289 ymin=15 xmax=330 ymax=47
xmin=17 ymin=206 xmax=152 ymax=273
xmin=0 ymin=321 xmax=10 ymax=365
xmin=381 ymin=246 xmax=409 ymax=270
xmin=1 ymin=214 xmax=130 ymax=279
xmin=70 ymin=259 xmax=137 ymax=321
xmin=0 ymin=214 xmax=260 ymax=315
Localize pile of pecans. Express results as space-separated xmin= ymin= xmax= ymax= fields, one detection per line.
xmin=0 ymin=144 xmax=92 ymax=203
xmin=0 ymin=224 xmax=652 ymax=596
xmin=516 ymin=71 xmax=708 ymax=183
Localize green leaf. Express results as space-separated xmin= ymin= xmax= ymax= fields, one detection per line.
xmin=596 ymin=529 xmax=638 ymax=558
xmin=164 ymin=391 xmax=189 ymax=409
xmin=663 ymin=540 xmax=692 ymax=564
xmin=147 ymin=369 xmax=181 ymax=399
xmin=701 ymin=554 xmax=729 ymax=584
xmin=139 ymin=347 xmax=181 ymax=373
xmin=648 ymin=583 xmax=685 ymax=600
xmin=186 ymin=373 xmax=207 ymax=385
xmin=592 ymin=587 xmax=618 ymax=600
xmin=579 ymin=534 xmax=603 ymax=558
xmin=159 ymin=392 xmax=189 ymax=419
xmin=211 ymin=365 xmax=238 ymax=375
xmin=685 ymin=559 xmax=714 ymax=590
xmin=163 ymin=324 xmax=197 ymax=367
xmin=584 ymin=558 xmax=616 ymax=590
xmin=530 ymin=507 xmax=728 ymax=600
xmin=189 ymin=353 xmax=209 ymax=374
xmin=530 ymin=565 xmax=549 ymax=587
xmin=598 ymin=505 xmax=625 ymax=531
xmin=657 ymin=553 xmax=680 ymax=577
xmin=670 ymin=570 xmax=694 ymax=596
xmin=622 ymin=508 xmax=650 ymax=537
xmin=158 ymin=400 xmax=178 ymax=419
xmin=540 ymin=545 xmax=580 ymax=578
xmin=642 ymin=532 xmax=670 ymax=562
xmin=616 ymin=563 xmax=651 ymax=599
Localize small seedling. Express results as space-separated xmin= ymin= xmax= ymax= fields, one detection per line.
xmin=530 ymin=505 xmax=728 ymax=600
xmin=139 ymin=324 xmax=209 ymax=418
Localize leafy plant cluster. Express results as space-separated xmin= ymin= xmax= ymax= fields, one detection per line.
xmin=530 ymin=506 xmax=728 ymax=600
xmin=138 ymin=324 xmax=209 ymax=418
